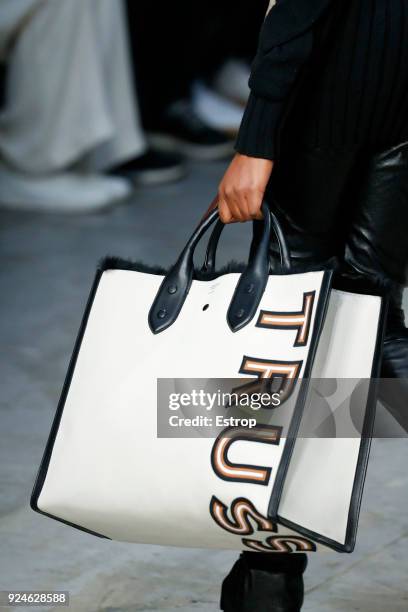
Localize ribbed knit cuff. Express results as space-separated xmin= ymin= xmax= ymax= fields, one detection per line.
xmin=234 ymin=92 xmax=283 ymax=160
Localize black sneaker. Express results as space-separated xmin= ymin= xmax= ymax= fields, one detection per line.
xmin=148 ymin=99 xmax=234 ymax=161
xmin=110 ymin=149 xmax=186 ymax=186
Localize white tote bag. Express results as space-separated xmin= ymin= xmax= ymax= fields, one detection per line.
xmin=31 ymin=204 xmax=385 ymax=553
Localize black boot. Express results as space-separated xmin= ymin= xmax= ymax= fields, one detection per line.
xmin=220 ymin=552 xmax=307 ymax=612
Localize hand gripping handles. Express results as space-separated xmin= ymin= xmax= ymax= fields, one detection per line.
xmin=148 ymin=202 xmax=291 ymax=334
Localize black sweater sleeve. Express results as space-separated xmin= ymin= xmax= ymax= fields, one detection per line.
xmin=235 ymin=0 xmax=333 ymax=160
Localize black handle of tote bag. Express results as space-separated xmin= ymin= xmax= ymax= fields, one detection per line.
xmin=148 ymin=202 xmax=291 ymax=334
xmin=202 ymin=206 xmax=291 ymax=274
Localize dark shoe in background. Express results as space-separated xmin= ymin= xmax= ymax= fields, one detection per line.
xmin=220 ymin=552 xmax=307 ymax=612
xmin=148 ymin=99 xmax=234 ymax=161
xmin=110 ymin=148 xmax=186 ymax=186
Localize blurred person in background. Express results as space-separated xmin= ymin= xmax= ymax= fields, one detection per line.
xmin=126 ymin=0 xmax=269 ymax=160
xmin=0 ymin=0 xmax=185 ymax=214
xmin=202 ymin=0 xmax=270 ymax=108
xmin=215 ymin=0 xmax=408 ymax=610
xmin=192 ymin=0 xmax=270 ymax=138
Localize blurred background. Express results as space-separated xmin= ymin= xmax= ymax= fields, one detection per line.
xmin=0 ymin=1 xmax=407 ymax=611
xmin=0 ymin=0 xmax=270 ymax=210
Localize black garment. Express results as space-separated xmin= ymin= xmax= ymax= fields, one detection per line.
xmin=125 ymin=0 xmax=268 ymax=129
xmin=236 ymin=0 xmax=408 ymax=159
xmin=297 ymin=0 xmax=408 ymax=150
xmin=266 ymin=141 xmax=408 ymax=286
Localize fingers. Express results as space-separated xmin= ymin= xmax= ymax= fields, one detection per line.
xmin=247 ymin=190 xmax=265 ymax=221
xmin=222 ymin=186 xmax=249 ymax=223
xmin=218 ymin=187 xmax=263 ymax=224
xmin=218 ymin=198 xmax=234 ymax=224
xmin=216 ymin=154 xmax=274 ymax=224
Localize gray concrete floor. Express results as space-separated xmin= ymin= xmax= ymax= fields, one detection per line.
xmin=0 ymin=161 xmax=407 ymax=611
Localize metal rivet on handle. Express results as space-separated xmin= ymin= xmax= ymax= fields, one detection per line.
xmin=168 ymin=285 xmax=177 ymax=294
xmin=157 ymin=309 xmax=167 ymax=319
xmin=236 ymin=309 xmax=245 ymax=319
xmin=245 ymin=283 xmax=254 ymax=294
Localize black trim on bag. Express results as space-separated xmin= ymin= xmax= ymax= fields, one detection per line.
xmin=269 ymin=292 xmax=387 ymax=553
xmin=30 ymin=268 xmax=111 ymax=539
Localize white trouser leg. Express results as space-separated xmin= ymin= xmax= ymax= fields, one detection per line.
xmin=82 ymin=0 xmax=146 ymax=171
xmin=0 ymin=0 xmax=145 ymax=174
